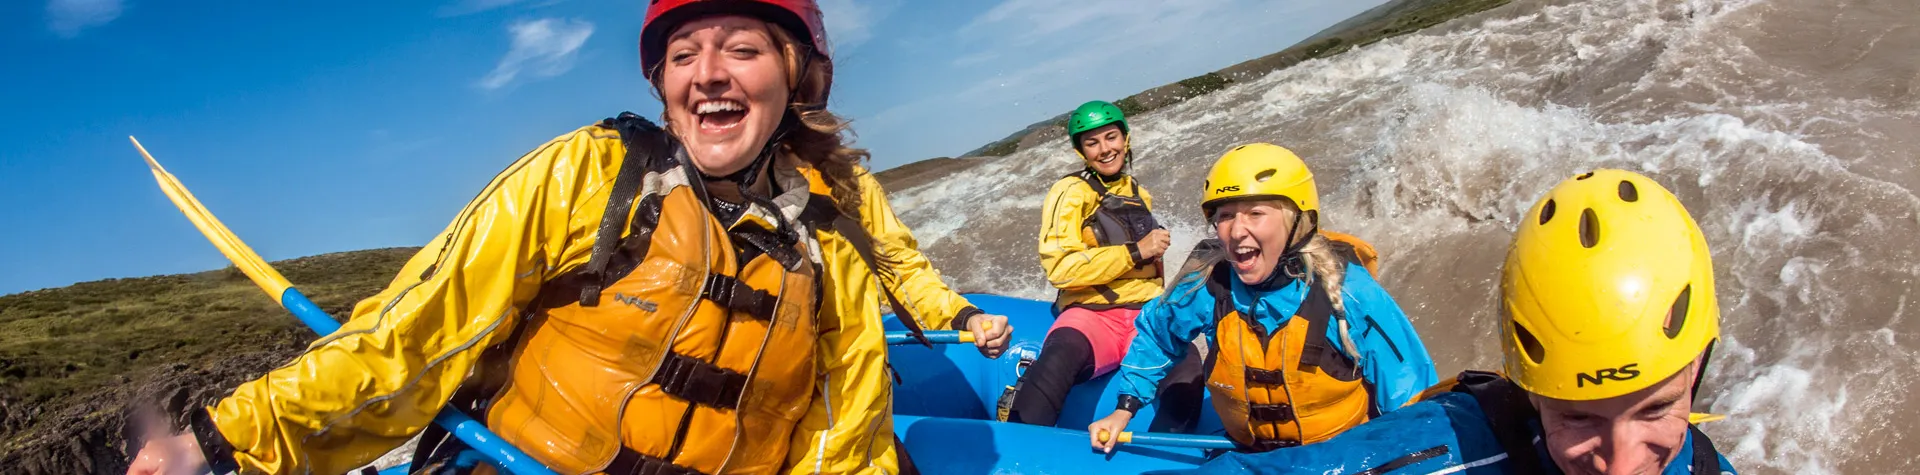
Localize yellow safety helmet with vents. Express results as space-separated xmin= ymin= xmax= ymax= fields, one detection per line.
xmin=1501 ymin=169 xmax=1720 ymax=401
xmin=1201 ymin=143 xmax=1319 ymax=219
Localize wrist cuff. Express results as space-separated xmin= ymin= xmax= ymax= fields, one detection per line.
xmin=189 ymin=407 xmax=240 ymax=474
xmin=951 ymin=306 xmax=984 ymax=331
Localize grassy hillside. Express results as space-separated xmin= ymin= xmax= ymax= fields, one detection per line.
xmin=0 ymin=248 xmax=416 ymax=474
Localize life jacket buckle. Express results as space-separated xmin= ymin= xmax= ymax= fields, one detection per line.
xmin=704 ymin=273 xmax=735 ymax=305
xmin=1248 ymin=402 xmax=1295 ymax=422
xmin=701 ymin=273 xmax=778 ymax=320
xmin=655 ymin=352 xmax=748 ymax=410
xmin=1245 ymin=367 xmax=1286 ymax=385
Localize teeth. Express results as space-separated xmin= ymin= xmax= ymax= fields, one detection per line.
xmin=695 ymin=100 xmax=745 ymax=115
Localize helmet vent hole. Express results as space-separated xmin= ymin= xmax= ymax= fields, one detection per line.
xmin=1539 ymin=200 xmax=1557 ymax=225
xmin=1619 ymin=180 xmax=1640 ymax=202
xmin=1255 ymin=169 xmax=1277 ymax=183
xmin=1576 ymin=172 xmax=1595 ymax=180
xmin=1514 ymin=321 xmax=1546 ymax=364
xmin=1579 ymin=208 xmax=1600 ymax=248
xmin=1664 ymin=285 xmax=1692 ymax=339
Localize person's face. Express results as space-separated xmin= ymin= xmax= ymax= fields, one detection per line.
xmin=1075 ymin=124 xmax=1127 ymax=176
xmin=1211 ymin=200 xmax=1299 ymax=285
xmin=658 ymin=15 xmax=791 ymax=177
xmin=1533 ymin=362 xmax=1699 ymax=475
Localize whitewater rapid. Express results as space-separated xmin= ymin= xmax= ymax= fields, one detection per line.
xmin=885 ymin=0 xmax=1920 ymax=473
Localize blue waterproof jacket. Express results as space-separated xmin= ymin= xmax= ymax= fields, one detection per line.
xmin=1181 ymin=388 xmax=1737 ymax=475
xmin=1115 ymin=261 xmax=1437 ymax=412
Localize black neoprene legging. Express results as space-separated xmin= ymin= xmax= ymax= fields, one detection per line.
xmin=1006 ymin=329 xmax=1206 ymax=431
xmin=1007 ymin=328 xmax=1097 ymax=426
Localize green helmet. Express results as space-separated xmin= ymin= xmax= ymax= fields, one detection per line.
xmin=1067 ymin=100 xmax=1129 ymax=140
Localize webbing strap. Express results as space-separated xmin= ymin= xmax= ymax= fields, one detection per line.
xmin=607 ymin=447 xmax=708 ymax=475
xmin=653 ymin=352 xmax=749 ymax=410
xmin=1245 ymin=367 xmax=1285 ymax=385
xmin=1071 ymin=169 xmax=1138 ymax=198
xmin=581 ymin=113 xmax=672 ymax=306
xmin=1690 ymin=424 xmax=1724 ymax=474
xmin=1247 ymin=403 xmax=1295 ymax=422
xmin=700 ymin=273 xmax=778 ymax=320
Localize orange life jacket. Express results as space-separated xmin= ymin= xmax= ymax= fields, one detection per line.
xmin=433 ymin=115 xmax=824 ymax=475
xmin=1203 ymin=254 xmax=1374 ymax=452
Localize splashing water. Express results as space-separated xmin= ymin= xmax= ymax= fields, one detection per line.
xmin=884 ymin=0 xmax=1920 ymax=472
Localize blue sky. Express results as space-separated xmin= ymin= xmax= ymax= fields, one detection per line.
xmin=0 ymin=0 xmax=1384 ymax=295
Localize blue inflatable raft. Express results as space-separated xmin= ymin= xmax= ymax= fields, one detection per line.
xmin=885 ymin=294 xmax=1228 ymax=474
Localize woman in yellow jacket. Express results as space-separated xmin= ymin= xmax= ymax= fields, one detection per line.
xmin=123 ymin=1 xmax=1010 ymax=474
xmin=1005 ymin=101 xmax=1169 ymax=427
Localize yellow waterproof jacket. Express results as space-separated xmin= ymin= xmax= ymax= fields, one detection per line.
xmin=205 ymin=121 xmax=979 ymax=475
xmin=1038 ymin=173 xmax=1164 ymax=310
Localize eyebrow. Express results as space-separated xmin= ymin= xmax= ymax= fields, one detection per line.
xmin=1642 ymin=394 xmax=1683 ymax=412
xmin=667 ymin=24 xmax=759 ymax=43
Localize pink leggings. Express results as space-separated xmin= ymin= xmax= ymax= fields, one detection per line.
xmin=1047 ymin=306 xmax=1142 ymax=376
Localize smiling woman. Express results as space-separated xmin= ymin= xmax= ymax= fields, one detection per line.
xmin=1087 ymin=143 xmax=1438 ymax=455
xmin=123 ymin=1 xmax=1013 ymax=475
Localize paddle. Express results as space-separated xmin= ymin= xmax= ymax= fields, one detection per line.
xmin=131 ymin=137 xmax=557 ymax=475
xmin=884 ymin=329 xmax=978 ymax=345
xmin=1097 ymin=429 xmax=1239 ymax=450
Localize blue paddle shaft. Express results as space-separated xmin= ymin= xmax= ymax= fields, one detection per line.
xmin=275 ymin=288 xmax=557 ymax=475
xmin=278 ymin=287 xmax=341 ymax=335
xmin=886 ymin=330 xmax=969 ymax=345
xmin=1126 ymin=432 xmax=1238 ymax=450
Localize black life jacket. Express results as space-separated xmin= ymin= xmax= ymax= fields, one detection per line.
xmin=1073 ymin=170 xmax=1161 ymax=250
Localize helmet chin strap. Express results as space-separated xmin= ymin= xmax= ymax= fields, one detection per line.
xmin=1254 ymin=211 xmax=1316 ymax=290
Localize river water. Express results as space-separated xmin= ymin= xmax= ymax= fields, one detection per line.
xmin=884 ymin=0 xmax=1920 ymax=472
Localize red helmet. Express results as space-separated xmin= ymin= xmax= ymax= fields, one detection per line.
xmin=641 ymin=0 xmax=829 ymax=80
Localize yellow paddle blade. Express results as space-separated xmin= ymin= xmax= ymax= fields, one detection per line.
xmin=1689 ymin=413 xmax=1726 ymax=424
xmin=130 ymin=136 xmax=293 ymax=299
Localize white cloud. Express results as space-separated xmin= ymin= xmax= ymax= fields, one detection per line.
xmin=477 ymin=18 xmax=595 ymax=91
xmin=818 ymin=0 xmax=899 ymax=56
xmin=46 ymin=0 xmax=122 ymax=38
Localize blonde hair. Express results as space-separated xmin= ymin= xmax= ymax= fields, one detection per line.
xmin=650 ymin=21 xmax=869 ymax=216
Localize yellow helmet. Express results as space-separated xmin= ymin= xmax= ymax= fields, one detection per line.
xmin=1201 ymin=143 xmax=1319 ymax=219
xmin=1501 ymin=170 xmax=1720 ymax=401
